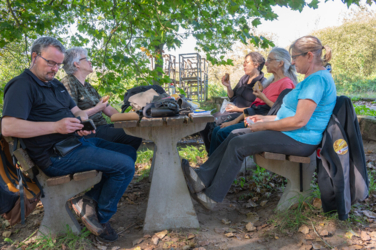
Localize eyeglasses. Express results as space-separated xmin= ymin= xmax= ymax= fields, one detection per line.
xmin=37 ymin=54 xmax=63 ymax=68
xmin=79 ymin=57 xmax=91 ymax=62
xmin=291 ymin=52 xmax=308 ymax=61
xmin=266 ymin=58 xmax=278 ymax=63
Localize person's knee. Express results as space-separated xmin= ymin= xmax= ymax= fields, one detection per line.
xmin=228 ymin=136 xmax=243 ymax=151
xmin=117 ymin=156 xmax=136 ymax=177
xmin=217 ymin=129 xmax=229 ymax=141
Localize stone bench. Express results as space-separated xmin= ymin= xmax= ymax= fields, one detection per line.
xmin=253 ymin=151 xmax=316 ymax=211
xmin=4 ymin=137 xmax=102 ymax=237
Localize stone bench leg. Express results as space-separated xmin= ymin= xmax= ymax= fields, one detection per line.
xmin=254 ymin=153 xmax=316 ymax=211
xmin=36 ymin=170 xmax=102 ymax=237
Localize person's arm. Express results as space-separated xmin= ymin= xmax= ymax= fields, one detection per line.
xmin=225 ymin=104 xmax=246 ymax=113
xmin=221 ymin=75 xmax=234 ymax=98
xmin=253 ymin=88 xmax=274 ymax=107
xmin=220 ymin=113 xmax=244 ymax=128
xmin=71 ymin=106 xmax=89 ymax=120
xmin=248 ymin=99 xmax=317 ymax=132
xmin=84 ymin=101 xmax=108 ymax=117
xmin=2 ymin=116 xmax=84 ymax=138
xmin=103 ymin=105 xmax=119 ymax=117
xmin=227 ymin=86 xmax=234 ymax=98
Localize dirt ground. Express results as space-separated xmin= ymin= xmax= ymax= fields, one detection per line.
xmin=1 ymin=96 xmax=376 ymax=250
xmin=1 ymin=140 xmax=376 ymax=250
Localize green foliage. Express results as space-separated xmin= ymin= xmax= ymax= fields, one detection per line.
xmin=368 ymin=170 xmax=376 ymax=195
xmin=270 ymin=195 xmax=316 ymax=233
xmin=24 ymin=226 xmax=91 ymax=250
xmin=0 ymin=0 xmax=348 ymax=98
xmin=251 ymin=165 xmax=275 ymax=186
xmin=353 ymin=105 xmax=376 ymax=116
xmin=178 ymin=145 xmax=207 ymax=163
xmin=136 ymin=149 xmax=154 ymax=164
xmin=4 ymin=238 xmax=13 ymax=244
xmin=312 ymin=7 xmax=376 ymax=83
xmin=335 ymin=74 xmax=376 ymax=95
xmin=207 ymin=82 xmax=227 ymax=98
xmin=135 ymin=165 xmax=151 ymax=182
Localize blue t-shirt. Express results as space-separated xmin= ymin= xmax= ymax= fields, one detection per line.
xmin=275 ymin=70 xmax=336 ymax=145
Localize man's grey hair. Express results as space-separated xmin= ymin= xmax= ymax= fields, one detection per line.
xmin=31 ymin=37 xmax=66 ymax=57
xmin=263 ymin=47 xmax=298 ymax=88
xmin=62 ymin=47 xmax=88 ymax=75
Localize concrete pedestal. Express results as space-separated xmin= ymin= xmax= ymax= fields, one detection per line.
xmin=120 ymin=116 xmax=211 ymax=232
xmin=36 ymin=170 xmax=102 ymax=237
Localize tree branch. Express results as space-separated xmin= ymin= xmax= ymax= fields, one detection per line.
xmin=24 ymin=33 xmax=30 ymax=64
xmin=6 ymin=0 xmax=21 ymax=27
xmin=49 ymin=0 xmax=55 ymax=5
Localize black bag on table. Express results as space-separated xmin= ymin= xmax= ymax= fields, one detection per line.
xmin=121 ymin=85 xmax=166 ymax=113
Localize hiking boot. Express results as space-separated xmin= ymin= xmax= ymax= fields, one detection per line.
xmin=70 ymin=196 xmax=104 ymax=236
xmin=97 ymin=222 xmax=119 ymax=242
xmin=192 ymin=192 xmax=217 ymax=211
xmin=181 ymin=159 xmax=205 ymax=194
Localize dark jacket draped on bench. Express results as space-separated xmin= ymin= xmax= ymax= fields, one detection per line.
xmin=317 ymin=96 xmax=368 ymax=220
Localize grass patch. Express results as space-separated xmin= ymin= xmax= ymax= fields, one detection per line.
xmin=134 ymin=149 xmax=154 ymax=182
xmin=21 ymin=226 xmax=92 ymax=250
xmin=269 ymin=194 xmax=318 ymax=233
xmin=178 ymin=145 xmax=207 ymax=164
xmin=136 ymin=149 xmax=154 ymax=164
xmin=354 ymin=104 xmax=376 ymax=116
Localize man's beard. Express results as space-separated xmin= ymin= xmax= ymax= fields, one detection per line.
xmin=44 ymin=71 xmax=56 ymax=81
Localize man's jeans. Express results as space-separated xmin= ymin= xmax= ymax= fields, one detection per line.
xmin=86 ymin=124 xmax=143 ymax=150
xmin=43 ymin=137 xmax=136 ymax=223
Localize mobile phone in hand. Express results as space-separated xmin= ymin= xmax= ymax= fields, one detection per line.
xmin=81 ymin=119 xmax=96 ymax=131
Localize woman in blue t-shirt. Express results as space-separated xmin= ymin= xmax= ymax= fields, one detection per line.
xmin=182 ymin=36 xmax=337 ymax=210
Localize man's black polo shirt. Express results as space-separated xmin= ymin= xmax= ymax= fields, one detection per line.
xmin=3 ymin=69 xmax=77 ymax=169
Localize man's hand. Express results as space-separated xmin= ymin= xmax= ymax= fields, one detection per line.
xmin=95 ymin=100 xmax=108 ymax=112
xmin=221 ymin=75 xmax=231 ymax=88
xmin=54 ymin=118 xmax=84 ymax=134
xmin=76 ymin=130 xmax=95 ymax=136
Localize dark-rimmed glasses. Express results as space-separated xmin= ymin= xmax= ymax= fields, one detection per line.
xmin=266 ymin=58 xmax=278 ymax=63
xmin=37 ymin=54 xmax=63 ymax=68
xmin=291 ymin=52 xmax=308 ymax=61
xmin=79 ymin=57 xmax=91 ymax=62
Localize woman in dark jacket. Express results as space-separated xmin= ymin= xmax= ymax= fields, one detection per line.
xmin=223 ymin=52 xmax=266 ymax=109
xmin=200 ymin=52 xmax=266 ymax=152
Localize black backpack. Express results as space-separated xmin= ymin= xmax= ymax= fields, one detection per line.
xmin=121 ymin=85 xmax=166 ymax=112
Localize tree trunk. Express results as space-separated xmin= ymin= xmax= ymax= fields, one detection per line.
xmin=153 ymin=43 xmax=165 ymax=86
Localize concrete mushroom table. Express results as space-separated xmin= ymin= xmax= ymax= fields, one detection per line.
xmin=114 ymin=114 xmax=214 ymax=232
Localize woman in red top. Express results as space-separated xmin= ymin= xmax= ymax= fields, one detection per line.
xmin=208 ymin=47 xmax=297 ymax=155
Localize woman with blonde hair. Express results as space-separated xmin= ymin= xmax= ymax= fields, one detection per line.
xmin=182 ymin=35 xmax=336 ymax=210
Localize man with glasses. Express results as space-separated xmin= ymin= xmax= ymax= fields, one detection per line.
xmin=2 ymin=37 xmax=136 ymax=242
xmin=61 ymin=47 xmax=142 ymax=150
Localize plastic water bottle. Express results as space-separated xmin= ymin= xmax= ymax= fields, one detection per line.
xmin=169 ymin=83 xmax=176 ymax=95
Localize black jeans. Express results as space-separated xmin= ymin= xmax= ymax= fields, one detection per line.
xmin=195 ymin=128 xmax=318 ymax=202
xmin=87 ymin=124 xmax=142 ymax=150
